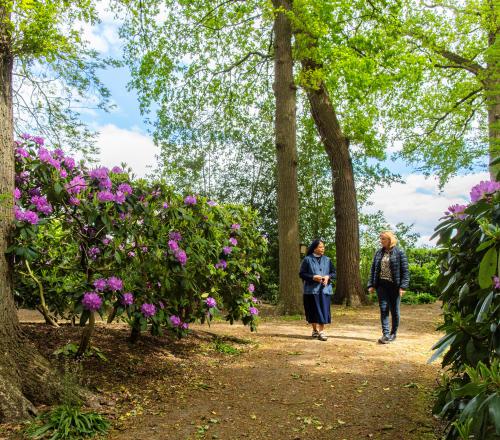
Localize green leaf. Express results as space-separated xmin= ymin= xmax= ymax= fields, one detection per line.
xmin=429 ymin=333 xmax=456 ymax=364
xmin=478 ymin=247 xmax=498 ymax=289
xmin=476 ymin=292 xmax=494 ymax=323
xmin=487 ymin=394 xmax=500 ymax=435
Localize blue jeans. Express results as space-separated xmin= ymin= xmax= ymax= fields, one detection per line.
xmin=377 ymin=280 xmax=400 ymax=337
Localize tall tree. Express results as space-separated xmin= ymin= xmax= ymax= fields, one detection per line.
xmin=272 ymin=0 xmax=302 ymax=313
xmin=0 ymin=0 xmax=103 ymax=421
xmin=387 ymin=0 xmax=499 ymax=183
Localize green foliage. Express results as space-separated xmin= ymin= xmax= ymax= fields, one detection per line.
xmin=431 ymin=182 xmax=500 ymax=438
xmin=212 ymin=337 xmax=241 ymax=356
xmin=401 ymin=291 xmax=437 ymax=305
xmin=25 ymin=404 xmax=109 ymax=440
xmin=434 ymin=360 xmax=500 ymax=440
xmin=7 ymin=0 xmax=113 ymax=153
xmin=52 ymin=344 xmax=107 ymax=362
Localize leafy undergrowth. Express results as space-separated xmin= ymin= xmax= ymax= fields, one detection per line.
xmin=2 ymin=303 xmax=445 ymax=439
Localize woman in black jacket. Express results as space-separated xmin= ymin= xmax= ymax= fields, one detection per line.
xmin=368 ymin=231 xmax=409 ymax=344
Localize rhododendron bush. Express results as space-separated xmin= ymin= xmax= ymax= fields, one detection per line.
xmin=11 ymin=136 xmax=267 ymax=353
xmin=431 ymin=179 xmax=500 ymax=439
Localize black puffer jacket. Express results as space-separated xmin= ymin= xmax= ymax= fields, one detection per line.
xmin=368 ymin=246 xmax=409 ymax=289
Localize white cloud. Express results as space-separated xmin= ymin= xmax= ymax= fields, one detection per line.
xmin=96 ymin=124 xmax=159 ymax=178
xmin=364 ymin=172 xmax=490 ymax=246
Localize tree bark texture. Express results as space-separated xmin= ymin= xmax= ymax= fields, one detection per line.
xmin=0 ymin=7 xmax=62 ymax=421
xmin=272 ymin=0 xmax=303 ymax=314
xmin=301 ymin=61 xmax=367 ymax=306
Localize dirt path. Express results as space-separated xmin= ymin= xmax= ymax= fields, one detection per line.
xmin=107 ymin=303 xmax=444 ymax=440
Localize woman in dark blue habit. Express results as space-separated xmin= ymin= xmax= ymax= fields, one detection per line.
xmin=299 ymin=239 xmax=336 ymax=341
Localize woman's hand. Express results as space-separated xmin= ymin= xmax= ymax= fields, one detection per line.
xmin=312 ymin=275 xmax=323 ymax=283
xmin=368 ymin=287 xmax=375 ymax=294
xmin=321 ymin=276 xmax=330 ymax=286
xmin=399 ymin=289 xmax=405 ymax=296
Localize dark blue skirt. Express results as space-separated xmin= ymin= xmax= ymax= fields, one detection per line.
xmin=303 ymin=293 xmax=331 ymax=324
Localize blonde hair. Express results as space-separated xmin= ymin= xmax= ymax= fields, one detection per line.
xmin=380 ymin=230 xmax=398 ymax=249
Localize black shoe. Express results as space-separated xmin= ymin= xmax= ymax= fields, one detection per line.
xmin=389 ymin=333 xmax=397 ymax=342
xmin=378 ymin=335 xmax=391 ymax=344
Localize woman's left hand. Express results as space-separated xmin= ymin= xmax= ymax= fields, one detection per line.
xmin=322 ymin=276 xmax=330 ymax=286
xmin=400 ymin=289 xmax=405 ymax=296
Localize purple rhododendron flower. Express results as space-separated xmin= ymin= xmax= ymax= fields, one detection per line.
xmin=141 ymin=246 xmax=148 ymax=253
xmin=494 ymin=276 xmax=500 ymax=290
xmin=23 ymin=210 xmax=39 ymax=225
xmin=231 ymin=223 xmax=240 ymax=230
xmin=82 ymin=292 xmax=102 ymax=311
xmin=446 ymin=204 xmax=468 ymax=219
xmin=102 ymin=237 xmax=111 ymax=245
xmin=121 ymin=292 xmax=134 ymax=306
xmin=107 ymin=276 xmax=123 ymax=291
xmin=170 ymin=315 xmax=181 ymax=327
xmin=205 ymin=297 xmax=217 ymax=308
xmin=249 ymin=307 xmax=259 ymax=316
xmin=31 ymin=195 xmax=53 ymax=215
xmin=63 ymin=157 xmax=75 ymax=170
xmin=141 ymin=303 xmax=156 ymax=318
xmin=69 ymin=197 xmax=80 ymax=206
xmin=252 ymin=297 xmax=259 ymax=304
xmin=66 ymin=175 xmax=87 ymax=194
xmin=128 ymin=251 xmax=136 ymax=257
xmin=181 ymin=323 xmax=189 ymax=330
xmin=99 ymin=177 xmax=113 ymax=190
xmin=93 ymin=278 xmax=107 ymax=291
xmin=162 ymin=201 xmax=169 ymax=209
xmin=14 ymin=206 xmax=25 ymax=221
xmin=229 ymin=237 xmax=238 ymax=246
xmin=59 ymin=169 xmax=68 ymax=178
xmin=470 ymin=180 xmax=500 ymax=203
xmin=14 ymin=188 xmax=21 ymax=200
xmin=32 ymin=136 xmax=44 ymax=146
xmin=223 ymin=246 xmax=232 ymax=255
xmin=53 ymin=148 xmax=64 ymax=159
xmin=21 ymin=133 xmax=30 ymax=140
xmin=215 ymin=259 xmax=227 ymax=270
xmin=111 ymin=166 xmax=123 ymax=174
xmin=207 ymin=200 xmax=217 ymax=206
xmin=89 ymin=167 xmax=109 ymax=180
xmin=88 ymin=247 xmax=101 ymax=259
xmin=117 ymin=183 xmax=133 ymax=195
xmin=248 ymin=283 xmax=255 ymax=293
xmin=184 ymin=195 xmax=197 ymax=205
xmin=175 ymin=249 xmax=187 ymax=265
xmin=38 ymin=148 xmax=52 ymax=163
xmin=97 ymin=190 xmax=115 ymax=202
xmin=114 ymin=191 xmax=126 ymax=204
xmin=15 ymin=147 xmax=29 ymax=158
xmin=159 ymin=301 xmax=165 ymax=309
xmin=168 ymin=240 xmax=179 ymax=251
xmin=169 ymin=231 xmax=182 ymax=241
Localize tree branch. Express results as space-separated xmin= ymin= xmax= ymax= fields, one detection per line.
xmin=215 ymin=51 xmax=272 ymax=74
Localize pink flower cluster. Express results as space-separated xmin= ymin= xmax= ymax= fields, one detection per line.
xmin=470 ymin=180 xmax=500 ymax=203
xmin=170 ymin=315 xmax=189 ymax=329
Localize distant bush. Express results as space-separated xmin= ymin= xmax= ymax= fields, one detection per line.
xmin=400 ymin=291 xmax=436 ymax=305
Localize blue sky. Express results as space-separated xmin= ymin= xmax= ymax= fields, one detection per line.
xmin=76 ymin=5 xmax=488 ymax=247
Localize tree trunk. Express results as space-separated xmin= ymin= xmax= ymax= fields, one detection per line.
xmin=301 ymin=61 xmax=367 ymax=306
xmin=0 ymin=6 xmax=62 ymax=421
xmin=487 ymin=27 xmax=500 ymax=179
xmin=272 ymin=0 xmax=303 ymax=314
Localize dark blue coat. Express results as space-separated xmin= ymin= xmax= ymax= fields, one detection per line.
xmin=299 ymin=254 xmax=336 ymax=295
xmin=368 ymin=246 xmax=410 ymax=289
